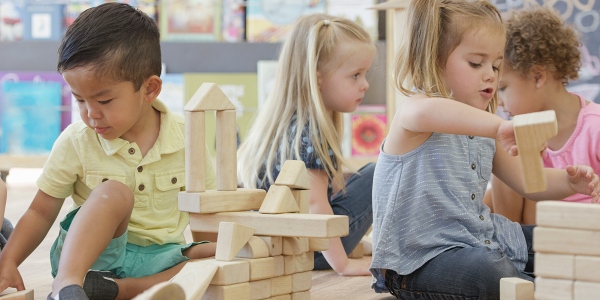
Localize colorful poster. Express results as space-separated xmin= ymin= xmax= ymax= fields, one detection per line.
xmin=160 ymin=0 xmax=221 ymax=42
xmin=0 ymin=0 xmax=24 ymax=41
xmin=350 ymin=105 xmax=386 ymax=157
xmin=184 ymin=73 xmax=257 ymax=155
xmin=222 ymin=0 xmax=245 ymax=42
xmin=246 ymin=0 xmax=325 ymax=42
xmin=326 ymin=0 xmax=377 ymax=41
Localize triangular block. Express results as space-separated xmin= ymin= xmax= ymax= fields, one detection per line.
xmin=215 ymin=222 xmax=256 ymax=261
xmin=259 ymin=185 xmax=300 ymax=214
xmin=170 ymin=260 xmax=218 ymax=300
xmin=274 ymin=160 xmax=310 ymax=189
xmin=184 ymin=83 xmax=236 ymax=112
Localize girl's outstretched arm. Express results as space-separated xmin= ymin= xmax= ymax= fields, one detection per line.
xmin=307 ymin=169 xmax=370 ymax=276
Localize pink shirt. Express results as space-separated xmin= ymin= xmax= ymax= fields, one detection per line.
xmin=543 ymin=94 xmax=600 ymax=203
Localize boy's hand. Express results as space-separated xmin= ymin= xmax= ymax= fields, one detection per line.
xmin=0 ymin=260 xmax=25 ymax=292
xmin=497 ymin=120 xmax=518 ymax=155
xmin=566 ymin=165 xmax=600 ymax=203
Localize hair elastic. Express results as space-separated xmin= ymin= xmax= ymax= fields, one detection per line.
xmin=323 ymin=20 xmax=330 ymax=26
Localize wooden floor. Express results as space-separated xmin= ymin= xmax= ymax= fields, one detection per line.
xmin=1 ymin=168 xmax=394 ymax=300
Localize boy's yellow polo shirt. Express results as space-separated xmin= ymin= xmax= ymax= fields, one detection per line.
xmin=37 ymin=100 xmax=216 ymax=246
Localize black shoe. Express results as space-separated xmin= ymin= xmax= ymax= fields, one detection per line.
xmin=82 ymin=271 xmax=120 ymax=300
xmin=47 ymin=284 xmax=89 ymax=300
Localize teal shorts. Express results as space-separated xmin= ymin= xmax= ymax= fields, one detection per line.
xmin=50 ymin=207 xmax=206 ymax=278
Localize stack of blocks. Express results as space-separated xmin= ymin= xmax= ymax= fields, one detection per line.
xmin=532 ymin=201 xmax=600 ymax=300
xmin=174 ymin=83 xmax=349 ymax=300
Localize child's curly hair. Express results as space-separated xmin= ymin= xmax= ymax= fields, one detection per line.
xmin=504 ymin=6 xmax=581 ymax=84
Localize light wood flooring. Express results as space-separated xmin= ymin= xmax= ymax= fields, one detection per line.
xmin=1 ymin=168 xmax=394 ymax=300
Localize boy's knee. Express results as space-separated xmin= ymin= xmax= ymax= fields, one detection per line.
xmin=91 ymin=180 xmax=134 ymax=208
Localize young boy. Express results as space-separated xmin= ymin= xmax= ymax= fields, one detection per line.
xmin=0 ymin=3 xmax=217 ymax=300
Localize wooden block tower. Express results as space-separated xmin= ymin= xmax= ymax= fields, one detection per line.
xmin=161 ymin=82 xmax=350 ymax=300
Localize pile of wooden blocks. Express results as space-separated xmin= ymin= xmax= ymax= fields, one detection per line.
xmin=172 ymin=83 xmax=349 ymax=299
xmin=533 ymin=201 xmax=600 ymax=300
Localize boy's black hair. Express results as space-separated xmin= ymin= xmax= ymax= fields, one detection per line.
xmin=57 ymin=2 xmax=161 ymax=91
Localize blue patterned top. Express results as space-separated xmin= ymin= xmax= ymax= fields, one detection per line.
xmin=257 ymin=116 xmax=336 ymax=199
xmin=370 ymin=133 xmax=527 ymax=292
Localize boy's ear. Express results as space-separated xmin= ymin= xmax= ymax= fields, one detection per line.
xmin=144 ymin=75 xmax=162 ymax=103
xmin=531 ymin=65 xmax=547 ymax=88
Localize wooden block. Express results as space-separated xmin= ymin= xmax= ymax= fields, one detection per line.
xmin=500 ymin=277 xmax=533 ymax=300
xmin=575 ymin=256 xmax=600 ymax=282
xmin=169 ymin=260 xmax=218 ymax=300
xmin=236 ymin=257 xmax=276 ymax=281
xmin=291 ymin=189 xmax=309 ymax=214
xmin=282 ymin=237 xmax=309 ymax=255
xmin=294 ymin=252 xmax=314 ymax=273
xmin=249 ymin=279 xmax=271 ymax=300
xmin=348 ymin=242 xmax=364 ymax=258
xmin=534 ymin=252 xmax=574 ymax=280
xmin=185 ymin=82 xmax=236 ymax=112
xmin=203 ymin=259 xmax=250 ymax=286
xmin=284 ymin=255 xmax=296 ymax=275
xmin=202 ymin=282 xmax=249 ymax=300
xmin=260 ymin=185 xmax=300 ymax=214
xmin=185 ymin=111 xmax=206 ymax=193
xmin=308 ymin=238 xmax=329 ymax=251
xmin=189 ymin=211 xmax=349 ymax=238
xmin=271 ymin=275 xmax=293 ymax=296
xmin=273 ymin=255 xmax=285 ymax=276
xmin=512 ymin=110 xmax=557 ymax=193
xmin=533 ymin=227 xmax=600 ymax=256
xmin=292 ymin=271 xmax=312 ymax=293
xmin=269 ymin=295 xmax=291 ymax=300
xmin=274 ymin=160 xmax=310 ymax=189
xmin=291 ymin=291 xmax=310 ymax=300
xmin=537 ymin=201 xmax=600 ymax=231
xmin=215 ymin=222 xmax=256 ymax=261
xmin=237 ymin=236 xmax=270 ymax=259
xmin=216 ymin=110 xmax=237 ymax=191
xmin=133 ymin=282 xmax=185 ymax=300
xmin=0 ymin=289 xmax=34 ymax=300
xmin=258 ymin=236 xmax=283 ymax=256
xmin=574 ymin=281 xmax=600 ymax=300
xmin=179 ymin=189 xmax=266 ymax=214
xmin=534 ymin=277 xmax=573 ymax=300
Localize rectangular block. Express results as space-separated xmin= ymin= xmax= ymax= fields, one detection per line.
xmin=575 ymin=256 xmax=600 ymax=283
xmin=500 ymin=277 xmax=533 ymax=300
xmin=271 ymin=275 xmax=292 ymax=296
xmin=292 ymin=271 xmax=312 ymax=293
xmin=179 ymin=188 xmax=265 ymax=213
xmin=199 ymin=259 xmax=250 ymax=286
xmin=273 ymin=255 xmax=285 ymax=277
xmin=249 ymin=279 xmax=271 ymax=300
xmin=534 ymin=277 xmax=573 ymax=300
xmin=294 ymin=252 xmax=314 ymax=273
xmin=202 ymin=282 xmax=250 ymax=300
xmin=291 ymin=291 xmax=311 ymax=300
xmin=236 ymin=257 xmax=275 ymax=281
xmin=574 ymin=281 xmax=600 ymax=300
xmin=190 ymin=211 xmax=349 ymax=238
xmin=533 ymin=227 xmax=600 ymax=256
xmin=535 ymin=253 xmax=574 ymax=280
xmin=537 ymin=201 xmax=600 ymax=231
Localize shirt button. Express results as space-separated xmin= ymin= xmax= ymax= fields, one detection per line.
xmin=479 ymin=215 xmax=485 ymax=221
xmin=468 ymin=136 xmax=474 ymax=139
xmin=471 ymin=163 xmax=476 ymax=170
xmin=485 ymin=240 xmax=491 ymax=245
xmin=137 ymin=166 xmax=143 ymax=172
xmin=471 ymin=194 xmax=476 ymax=200
xmin=138 ymin=184 xmax=145 ymax=191
xmin=102 ymin=178 xmax=108 ymax=182
xmin=128 ymin=148 xmax=135 ymax=155
xmin=171 ymin=177 xmax=177 ymax=184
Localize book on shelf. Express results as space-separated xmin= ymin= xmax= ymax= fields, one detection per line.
xmin=222 ymin=0 xmax=245 ymax=42
xmin=184 ymin=73 xmax=258 ymax=155
xmin=22 ymin=2 xmax=65 ymax=41
xmin=326 ymin=0 xmax=378 ymax=41
xmin=160 ymin=0 xmax=222 ymax=42
xmin=0 ymin=81 xmax=62 ymax=154
xmin=246 ymin=0 xmax=325 ymax=42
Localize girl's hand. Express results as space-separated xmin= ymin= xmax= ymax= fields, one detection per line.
xmin=496 ymin=120 xmax=518 ymax=155
xmin=566 ymin=165 xmax=600 ymax=203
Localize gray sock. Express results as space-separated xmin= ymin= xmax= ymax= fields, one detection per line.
xmin=82 ymin=271 xmax=120 ymax=300
xmin=47 ymin=284 xmax=89 ymax=300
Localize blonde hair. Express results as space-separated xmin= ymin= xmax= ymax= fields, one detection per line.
xmin=395 ymin=0 xmax=504 ymax=113
xmin=504 ymin=6 xmax=581 ymax=84
xmin=238 ymin=13 xmax=374 ymax=191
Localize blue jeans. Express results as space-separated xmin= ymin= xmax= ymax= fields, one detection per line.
xmin=384 ymin=225 xmax=535 ymax=300
xmin=313 ymin=162 xmax=375 ymax=270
